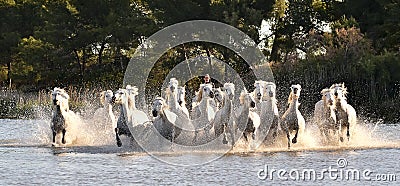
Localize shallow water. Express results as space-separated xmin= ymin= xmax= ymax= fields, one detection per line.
xmin=0 ymin=119 xmax=399 ymax=185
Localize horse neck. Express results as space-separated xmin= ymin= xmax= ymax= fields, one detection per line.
xmin=239 ymin=101 xmax=250 ymax=118
xmin=335 ymin=98 xmax=348 ymax=112
xmin=222 ymin=95 xmax=232 ymax=112
xmin=54 ymin=105 xmax=63 ymax=116
xmin=128 ymin=96 xmax=136 ymax=110
xmin=167 ymin=91 xmax=178 ymax=109
xmin=104 ymin=102 xmax=115 ymax=121
xmin=288 ymin=97 xmax=299 ymax=111
xmin=120 ymin=98 xmax=132 ymax=122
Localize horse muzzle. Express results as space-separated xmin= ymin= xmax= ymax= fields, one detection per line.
xmin=152 ymin=110 xmax=158 ymax=117
xmin=269 ymin=91 xmax=274 ymax=97
xmin=257 ymin=93 xmax=262 ymax=100
xmin=250 ymin=101 xmax=256 ymax=108
xmin=209 ymin=91 xmax=214 ymax=98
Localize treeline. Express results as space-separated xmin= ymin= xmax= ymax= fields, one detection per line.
xmin=0 ymin=0 xmax=399 ymax=122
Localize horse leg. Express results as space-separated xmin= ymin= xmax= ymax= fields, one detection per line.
xmin=52 ymin=130 xmax=56 ymax=144
xmin=243 ymin=132 xmax=248 ymax=142
xmin=292 ymin=129 xmax=298 ymax=144
xmin=61 ymin=129 xmax=66 ymax=144
xmin=115 ymin=128 xmax=122 ymax=147
xmin=282 ymin=122 xmax=291 ymax=149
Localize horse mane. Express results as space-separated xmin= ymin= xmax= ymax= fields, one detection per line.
xmin=330 ymin=83 xmax=348 ymax=97
xmin=196 ymin=84 xmax=205 ymax=102
xmin=239 ymin=90 xmax=247 ymax=104
xmin=287 ymin=92 xmax=293 ymax=105
xmin=265 ymin=82 xmax=276 ymax=89
xmin=223 ymin=83 xmax=235 ymax=92
xmin=169 ymin=78 xmax=178 ymax=84
xmin=126 ymin=85 xmax=139 ymax=96
xmin=154 ymin=97 xmax=169 ymax=110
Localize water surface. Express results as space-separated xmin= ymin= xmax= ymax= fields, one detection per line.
xmin=0 ymin=119 xmax=398 ymax=185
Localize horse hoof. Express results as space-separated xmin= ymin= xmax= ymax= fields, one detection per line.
xmin=292 ymin=138 xmax=297 ymax=144
xmin=117 ymin=141 xmax=122 ymax=147
xmin=222 ymin=138 xmax=228 ymax=144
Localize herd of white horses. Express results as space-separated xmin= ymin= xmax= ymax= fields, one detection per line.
xmin=50 ymin=79 xmax=357 ymax=150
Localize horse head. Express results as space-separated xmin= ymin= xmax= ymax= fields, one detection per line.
xmin=254 ymin=80 xmax=266 ymax=102
xmin=240 ymin=89 xmax=256 ymax=108
xmin=152 ymin=97 xmax=166 ymax=117
xmin=264 ymin=82 xmax=276 ymax=99
xmin=330 ymin=83 xmax=348 ymax=101
xmin=223 ymin=83 xmax=235 ymax=100
xmin=52 ymin=87 xmax=70 ymax=111
xmin=112 ymin=88 xmax=129 ymax=105
xmin=321 ymin=88 xmax=335 ymax=107
xmin=199 ymin=84 xmax=214 ymax=101
xmin=168 ymin=78 xmax=179 ymax=94
xmin=288 ymin=84 xmax=302 ymax=104
xmin=100 ymin=90 xmax=114 ymax=106
xmin=213 ymin=87 xmax=224 ymax=104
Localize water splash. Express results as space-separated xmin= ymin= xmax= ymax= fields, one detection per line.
xmin=7 ymin=98 xmax=398 ymax=155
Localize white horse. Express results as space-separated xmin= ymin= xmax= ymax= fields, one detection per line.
xmin=234 ymin=89 xmax=259 ymax=147
xmin=191 ymin=83 xmax=216 ymax=143
xmin=330 ymin=83 xmax=357 ymax=142
xmin=165 ymin=79 xmax=190 ymax=119
xmin=152 ymin=97 xmax=181 ymax=144
xmin=51 ymin=87 xmax=78 ymax=146
xmin=91 ymin=90 xmax=117 ymax=143
xmin=112 ymin=87 xmax=150 ymax=147
xmin=281 ymin=84 xmax=305 ymax=149
xmin=125 ymin=85 xmax=150 ymax=126
xmin=258 ymin=82 xmax=280 ymax=145
xmin=177 ymin=86 xmax=190 ymax=118
xmin=165 ymin=79 xmax=193 ymax=133
xmin=210 ymin=83 xmax=236 ymax=144
xmin=313 ymin=88 xmax=337 ymax=143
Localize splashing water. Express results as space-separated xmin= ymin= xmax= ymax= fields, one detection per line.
xmin=3 ymin=97 xmax=397 ymax=156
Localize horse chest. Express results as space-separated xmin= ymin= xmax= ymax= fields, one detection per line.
xmin=282 ymin=111 xmax=298 ymax=130
xmin=335 ymin=108 xmax=349 ymax=126
xmin=52 ymin=113 xmax=65 ymax=132
xmin=244 ymin=118 xmax=255 ymax=133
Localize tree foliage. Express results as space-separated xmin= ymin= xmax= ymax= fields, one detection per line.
xmin=0 ymin=0 xmax=399 ymax=121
